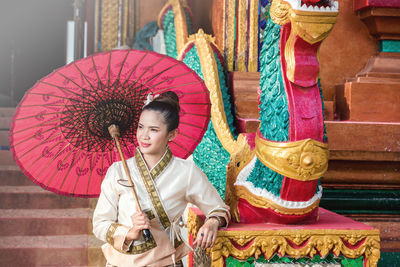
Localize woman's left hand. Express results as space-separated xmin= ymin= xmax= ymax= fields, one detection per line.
xmin=193 ymin=218 xmax=219 ymax=249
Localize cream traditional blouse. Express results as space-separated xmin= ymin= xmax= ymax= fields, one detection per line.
xmin=93 ymin=148 xmax=230 ymax=267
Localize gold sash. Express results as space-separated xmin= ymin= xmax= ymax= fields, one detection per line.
xmin=135 ymin=147 xmax=173 ymax=229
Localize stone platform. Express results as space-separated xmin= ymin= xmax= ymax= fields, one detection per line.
xmin=187 ymin=207 xmax=380 ymax=267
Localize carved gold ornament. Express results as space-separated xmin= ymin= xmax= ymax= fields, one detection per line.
xmin=270 ymin=0 xmax=291 ymax=25
xmin=187 ymin=208 xmax=204 ymax=239
xmin=255 ymin=132 xmax=329 ymax=181
xmin=171 ymin=0 xmax=189 ymax=56
xmin=187 ymin=209 xmax=380 ymax=267
xmin=270 ymin=0 xmax=338 ymax=43
xmin=225 ymin=134 xmax=255 ymax=222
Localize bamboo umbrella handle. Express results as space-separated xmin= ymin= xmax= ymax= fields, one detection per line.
xmin=108 ymin=124 xmax=151 ymax=241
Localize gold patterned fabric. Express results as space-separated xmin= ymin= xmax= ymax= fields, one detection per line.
xmin=125 ymin=234 xmax=157 ymax=255
xmin=135 ymin=147 xmax=173 ymax=229
xmin=106 ymin=223 xmax=122 ymax=245
xmin=106 ymin=222 xmax=157 ymax=255
xmin=145 ymin=209 xmax=155 ymax=220
xmin=149 ymin=148 xmax=173 ymax=180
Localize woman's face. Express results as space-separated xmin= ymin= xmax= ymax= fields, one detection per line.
xmin=136 ymin=110 xmax=175 ymax=158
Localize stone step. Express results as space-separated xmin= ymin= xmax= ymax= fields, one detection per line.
xmin=0 ymin=130 xmax=9 ymax=148
xmin=89 ymin=243 xmax=107 ymax=267
xmin=0 ymin=150 xmax=16 ymax=165
xmin=0 ymin=235 xmax=105 ymax=266
xmin=0 ymin=208 xmax=93 ymax=236
xmin=0 ymin=165 xmax=33 ymax=186
xmin=0 ymin=117 xmax=12 ymax=129
xmin=0 ymin=186 xmax=90 ymax=209
xmin=0 ymin=107 xmax=16 ymax=117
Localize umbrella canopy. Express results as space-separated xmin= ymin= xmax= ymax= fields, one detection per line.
xmin=10 ymin=49 xmax=211 ymax=197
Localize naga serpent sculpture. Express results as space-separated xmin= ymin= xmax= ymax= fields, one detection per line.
xmin=226 ymin=0 xmax=338 ymax=224
xmin=161 ymin=0 xmax=338 ymax=224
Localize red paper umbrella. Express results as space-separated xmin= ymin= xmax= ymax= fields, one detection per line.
xmin=10 ymin=49 xmax=211 ymax=197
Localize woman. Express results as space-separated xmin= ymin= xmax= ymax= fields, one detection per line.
xmin=93 ymin=91 xmax=230 ymax=267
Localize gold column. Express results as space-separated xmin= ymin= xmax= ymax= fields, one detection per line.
xmin=100 ymin=0 xmax=119 ymax=51
xmin=99 ymin=0 xmax=137 ymax=51
xmin=236 ymin=0 xmax=247 ymax=71
xmin=227 ymin=0 xmax=236 ymax=71
xmin=248 ymin=0 xmax=259 ymax=72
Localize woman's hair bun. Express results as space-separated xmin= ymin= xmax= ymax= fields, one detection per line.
xmin=154 ymin=91 xmax=180 ymax=112
xmin=142 ymin=91 xmax=180 ymax=132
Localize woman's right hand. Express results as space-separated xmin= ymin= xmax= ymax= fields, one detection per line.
xmin=126 ymin=212 xmax=151 ymax=241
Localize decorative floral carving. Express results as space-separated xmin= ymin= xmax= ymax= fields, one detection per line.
xmin=225 ymin=135 xmax=255 ymax=222
xmin=187 ymin=209 xmax=380 ymax=267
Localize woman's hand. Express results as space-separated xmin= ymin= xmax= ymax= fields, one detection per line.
xmin=126 ymin=212 xmax=151 ymax=241
xmin=193 ymin=218 xmax=219 ymax=249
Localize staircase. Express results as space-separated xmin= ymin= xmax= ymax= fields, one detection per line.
xmin=0 ymin=108 xmax=106 ymax=266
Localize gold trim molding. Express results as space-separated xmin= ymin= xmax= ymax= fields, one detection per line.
xmin=157 ymin=0 xmax=189 ymax=57
xmin=255 ymin=132 xmax=329 ymax=181
xmin=171 ymin=0 xmax=189 ymax=56
xmin=188 ymin=29 xmax=237 ymax=155
xmin=187 ymin=209 xmax=380 ymax=267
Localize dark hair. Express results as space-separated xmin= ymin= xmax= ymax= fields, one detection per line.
xmin=142 ymin=91 xmax=180 ymax=132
